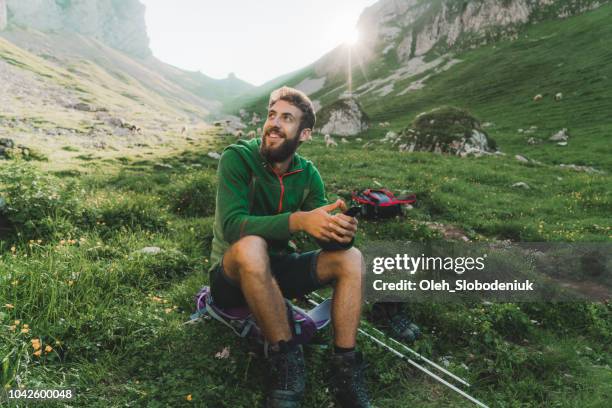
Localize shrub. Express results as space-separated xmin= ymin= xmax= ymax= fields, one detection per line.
xmin=92 ymin=194 xmax=169 ymax=233
xmin=171 ymin=173 xmax=217 ymax=217
xmin=0 ymin=162 xmax=81 ymax=240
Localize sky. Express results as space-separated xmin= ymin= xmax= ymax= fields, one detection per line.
xmin=140 ymin=0 xmax=378 ymax=86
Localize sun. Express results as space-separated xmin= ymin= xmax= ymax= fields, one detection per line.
xmin=345 ymin=28 xmax=360 ymax=46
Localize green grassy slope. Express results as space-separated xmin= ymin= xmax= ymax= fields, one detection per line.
xmin=360 ymin=3 xmax=612 ymax=170
xmin=1 ymin=131 xmax=609 ymax=406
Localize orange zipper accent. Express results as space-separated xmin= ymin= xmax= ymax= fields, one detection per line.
xmin=275 ymin=169 xmax=303 ymax=213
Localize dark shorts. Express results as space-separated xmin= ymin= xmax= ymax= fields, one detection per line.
xmin=210 ymin=250 xmax=329 ymax=308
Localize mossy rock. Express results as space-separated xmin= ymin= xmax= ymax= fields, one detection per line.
xmin=389 ymin=106 xmax=497 ymax=155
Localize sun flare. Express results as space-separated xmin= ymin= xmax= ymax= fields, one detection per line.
xmin=345 ymin=28 xmax=360 ymax=46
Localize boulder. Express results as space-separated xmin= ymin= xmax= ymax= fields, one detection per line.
xmin=318 ymin=96 xmax=369 ymax=137
xmin=0 ymin=138 xmax=14 ymax=148
xmin=385 ymin=106 xmax=496 ymax=156
xmin=549 ymin=128 xmax=569 ymax=142
xmin=512 ymin=182 xmax=530 ymax=189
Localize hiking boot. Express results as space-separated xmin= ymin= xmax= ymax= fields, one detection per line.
xmin=266 ymin=342 xmax=306 ymax=408
xmin=389 ymin=313 xmax=421 ymax=343
xmin=373 ymin=302 xmax=421 ymax=343
xmin=330 ymin=351 xmax=372 ymax=408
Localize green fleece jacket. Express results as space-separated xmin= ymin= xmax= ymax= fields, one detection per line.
xmin=210 ymin=138 xmax=337 ymax=269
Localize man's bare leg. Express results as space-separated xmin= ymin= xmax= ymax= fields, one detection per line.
xmin=315 ymin=247 xmax=365 ymax=348
xmin=222 ymin=236 xmax=291 ymax=344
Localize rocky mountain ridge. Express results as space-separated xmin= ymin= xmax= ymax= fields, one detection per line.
xmin=0 ymin=0 xmax=150 ymax=58
xmin=355 ymin=0 xmax=605 ymax=63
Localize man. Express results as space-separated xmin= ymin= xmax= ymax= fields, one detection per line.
xmin=209 ymin=86 xmax=371 ymax=408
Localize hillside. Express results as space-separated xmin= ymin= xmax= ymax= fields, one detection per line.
xmin=231 ymin=0 xmax=611 ymax=169
xmin=0 ymin=0 xmax=254 ymax=164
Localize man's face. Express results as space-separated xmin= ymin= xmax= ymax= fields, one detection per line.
xmin=260 ymin=100 xmax=307 ymax=163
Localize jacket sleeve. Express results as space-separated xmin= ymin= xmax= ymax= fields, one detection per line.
xmin=301 ymin=166 xmax=354 ymax=251
xmin=216 ymin=149 xmax=291 ymax=244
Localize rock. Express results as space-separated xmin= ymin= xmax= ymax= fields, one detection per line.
xmin=559 ymin=164 xmax=603 ymax=174
xmin=0 ymin=0 xmax=6 ymax=31
xmin=385 ymin=106 xmax=496 ymax=157
xmin=106 ymin=117 xmax=125 ymax=127
xmin=0 ymin=138 xmax=14 ymax=148
xmin=70 ymin=103 xmax=108 ymax=112
xmin=533 ymin=94 xmax=543 ymax=102
xmin=207 ymin=152 xmax=221 ymax=160
xmin=341 ymin=138 xmax=348 ymax=143
xmin=515 ymin=155 xmax=529 ymax=163
xmin=318 ymin=96 xmax=369 ymax=137
xmin=512 ymin=182 xmax=530 ymax=189
xmin=526 ymin=137 xmax=538 ymax=145
xmin=557 ymin=142 xmax=568 ymax=146
xmin=154 ymin=163 xmax=173 ymax=170
xmin=139 ymin=247 xmax=162 ymax=255
xmin=549 ymin=128 xmax=569 ymax=142
xmin=554 ymin=92 xmax=563 ymax=101
xmin=382 ymin=131 xmax=399 ymax=142
xmin=5 ymin=0 xmax=151 ymax=58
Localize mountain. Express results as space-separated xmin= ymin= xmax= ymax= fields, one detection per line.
xmin=0 ymin=0 xmax=254 ymax=112
xmin=228 ymin=0 xmax=611 ymax=168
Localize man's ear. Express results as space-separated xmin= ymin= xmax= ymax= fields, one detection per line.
xmin=299 ymin=128 xmax=312 ymax=142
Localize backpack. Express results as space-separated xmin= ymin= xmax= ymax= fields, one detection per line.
xmin=190 ymin=286 xmax=331 ymax=355
xmin=351 ymin=189 xmax=416 ymax=219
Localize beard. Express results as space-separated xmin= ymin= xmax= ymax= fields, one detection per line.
xmin=260 ymin=127 xmax=301 ymax=163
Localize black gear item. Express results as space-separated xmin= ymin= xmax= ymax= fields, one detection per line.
xmin=330 ymin=351 xmax=372 ymax=408
xmin=266 ymin=343 xmax=306 ymax=408
xmin=390 ymin=314 xmax=421 ymax=343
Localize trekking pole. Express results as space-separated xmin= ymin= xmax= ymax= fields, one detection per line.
xmin=307 ymin=295 xmax=490 ymax=408
xmin=308 ymin=292 xmax=470 ymax=386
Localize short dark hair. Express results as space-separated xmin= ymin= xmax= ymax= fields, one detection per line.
xmin=268 ymin=86 xmax=316 ymax=133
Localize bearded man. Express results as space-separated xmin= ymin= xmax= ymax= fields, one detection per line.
xmin=208 ymin=86 xmax=372 ymax=408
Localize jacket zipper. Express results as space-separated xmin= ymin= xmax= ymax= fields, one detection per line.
xmin=274 ymin=169 xmax=303 ymax=213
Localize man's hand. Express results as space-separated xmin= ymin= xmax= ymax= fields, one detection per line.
xmin=290 ymin=200 xmax=358 ymax=243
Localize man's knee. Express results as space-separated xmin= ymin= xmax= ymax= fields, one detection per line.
xmin=322 ymin=247 xmax=364 ymax=281
xmin=224 ymin=236 xmax=269 ymax=279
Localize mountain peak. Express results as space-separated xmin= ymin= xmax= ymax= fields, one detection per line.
xmin=1 ymin=0 xmax=151 ymax=58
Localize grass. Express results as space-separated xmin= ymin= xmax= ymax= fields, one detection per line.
xmin=1 ymin=3 xmax=611 ymax=407
xmin=0 ymin=131 xmax=610 ymax=406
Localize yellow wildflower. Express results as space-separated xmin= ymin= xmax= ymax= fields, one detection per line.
xmin=23 ymin=324 xmax=29 ymax=329
xmin=4 ymin=304 xmax=14 ymax=309
xmin=185 ymin=394 xmax=192 ymax=402
xmin=31 ymin=339 xmax=41 ymax=351
xmin=45 ymin=345 xmax=53 ymax=353
xmin=21 ymin=328 xmax=30 ymax=334
xmin=33 ymin=350 xmax=42 ymax=357
xmin=14 ymin=320 xmax=20 ymax=325
xmin=10 ymin=246 xmax=16 ymax=253
xmin=8 ymin=325 xmax=16 ymax=331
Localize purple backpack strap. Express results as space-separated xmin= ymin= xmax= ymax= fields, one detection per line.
xmin=191 ymin=286 xmax=331 ymax=347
